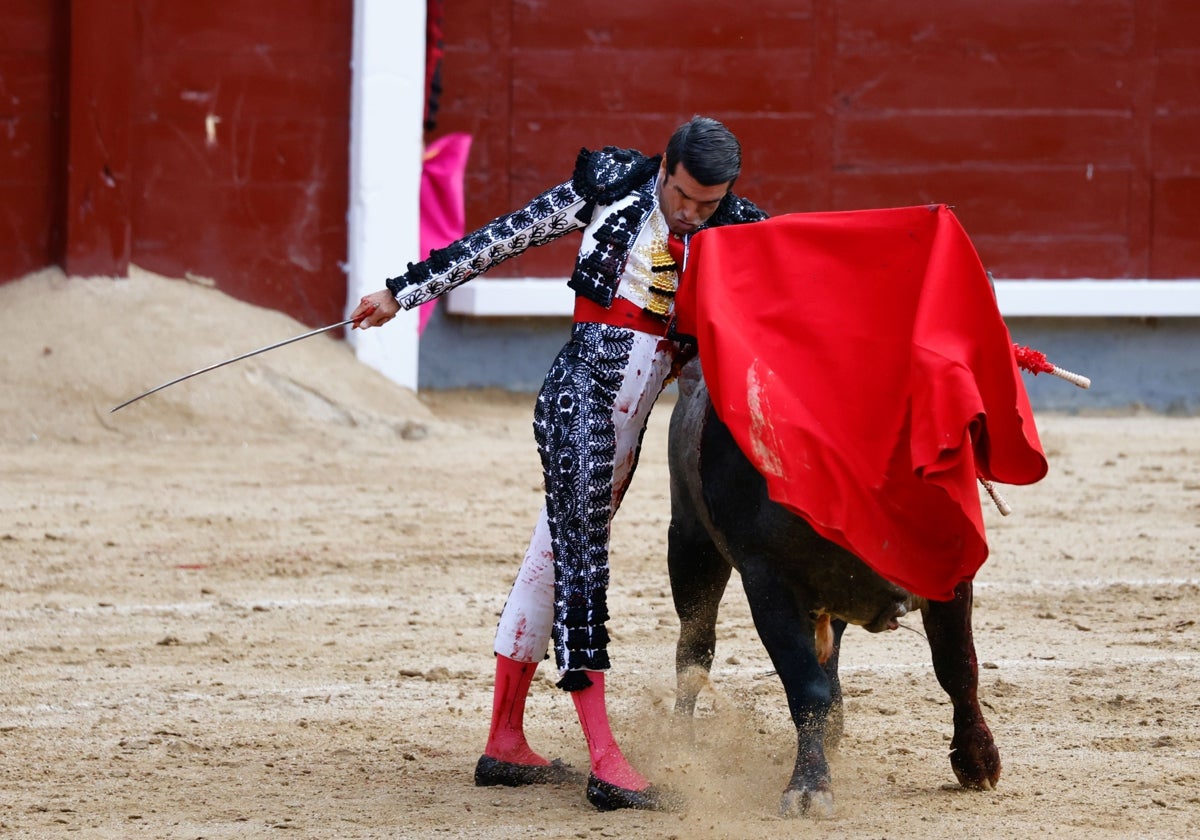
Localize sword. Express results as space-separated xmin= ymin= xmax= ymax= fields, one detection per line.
xmin=110 ymin=317 xmax=358 ymax=413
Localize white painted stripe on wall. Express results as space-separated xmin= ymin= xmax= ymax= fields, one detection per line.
xmin=446 ymin=279 xmax=1200 ymax=318
xmin=995 ymin=280 xmax=1200 ymax=317
xmin=445 ymin=278 xmax=577 ymax=316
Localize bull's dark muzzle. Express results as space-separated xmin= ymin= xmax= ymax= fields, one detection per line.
xmin=863 ymin=597 xmax=919 ymax=633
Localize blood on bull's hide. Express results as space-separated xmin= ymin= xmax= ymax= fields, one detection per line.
xmin=667 ymin=361 xmax=1001 ymax=818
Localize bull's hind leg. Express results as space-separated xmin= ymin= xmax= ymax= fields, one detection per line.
xmin=922 ymin=580 xmax=1001 ymax=790
xmin=739 ymin=558 xmax=835 ymax=819
xmin=668 ymin=522 xmax=731 ymax=717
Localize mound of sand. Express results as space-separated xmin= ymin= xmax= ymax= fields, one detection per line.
xmin=0 ymin=266 xmax=434 ymax=445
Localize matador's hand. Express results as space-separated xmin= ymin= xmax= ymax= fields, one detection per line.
xmin=351 ymin=290 xmax=400 ymax=329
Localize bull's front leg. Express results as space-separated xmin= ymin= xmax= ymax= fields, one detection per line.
xmin=668 ymin=523 xmax=732 ymax=718
xmin=739 ymin=558 xmax=835 ymax=819
xmin=819 ymin=618 xmax=848 ymax=752
xmin=922 ymin=580 xmax=1001 ymax=790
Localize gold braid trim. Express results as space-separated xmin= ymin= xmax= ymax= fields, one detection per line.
xmin=643 ymin=219 xmax=678 ymax=319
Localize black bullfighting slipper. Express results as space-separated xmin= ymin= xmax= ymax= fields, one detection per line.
xmin=474 ymin=755 xmax=583 ymax=787
xmin=585 ymin=773 xmax=684 ymax=812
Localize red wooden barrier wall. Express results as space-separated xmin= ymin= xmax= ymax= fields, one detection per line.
xmin=431 ymin=0 xmax=1200 ymax=281
xmin=130 ymin=1 xmax=352 ymax=325
xmin=2 ymin=1 xmax=1197 ymax=327
xmin=0 ymin=0 xmax=352 ymax=327
xmin=64 ymin=0 xmax=134 ymax=277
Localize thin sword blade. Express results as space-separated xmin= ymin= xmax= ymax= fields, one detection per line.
xmin=110 ymin=318 xmax=356 ymax=413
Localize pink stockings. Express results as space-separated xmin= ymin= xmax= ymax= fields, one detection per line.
xmin=569 ymin=670 xmax=649 ymax=790
xmin=483 ymin=655 xmax=649 ymax=790
xmin=483 ymin=655 xmax=546 ymax=767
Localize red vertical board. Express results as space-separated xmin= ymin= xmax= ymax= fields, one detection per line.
xmin=64 ymin=0 xmax=133 ymax=277
xmin=130 ymin=0 xmax=353 ymax=327
xmin=0 ymin=0 xmax=67 ymax=280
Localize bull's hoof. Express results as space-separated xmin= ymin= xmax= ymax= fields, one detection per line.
xmin=586 ymin=774 xmax=684 ymax=812
xmin=949 ymin=726 xmax=1001 ymax=790
xmin=779 ymin=787 xmax=835 ymax=819
xmin=670 ymin=711 xmax=698 ymax=744
xmin=964 ymin=776 xmax=996 ymax=792
xmin=952 ymin=764 xmax=998 ymax=792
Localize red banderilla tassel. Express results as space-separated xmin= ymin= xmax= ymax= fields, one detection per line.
xmin=1012 ymin=344 xmax=1091 ymax=389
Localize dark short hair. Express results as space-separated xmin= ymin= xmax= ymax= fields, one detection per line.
xmin=665 ymin=116 xmax=743 ymax=186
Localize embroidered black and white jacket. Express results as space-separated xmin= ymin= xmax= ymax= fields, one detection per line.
xmin=385 ymin=146 xmax=767 ymax=310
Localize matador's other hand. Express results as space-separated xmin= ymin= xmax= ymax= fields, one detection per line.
xmin=351 ymin=290 xmax=400 ymax=329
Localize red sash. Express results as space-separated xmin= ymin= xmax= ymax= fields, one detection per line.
xmin=573 ymin=295 xmax=670 ymax=337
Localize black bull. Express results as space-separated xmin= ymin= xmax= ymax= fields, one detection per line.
xmin=666 ymin=362 xmax=1000 ymax=818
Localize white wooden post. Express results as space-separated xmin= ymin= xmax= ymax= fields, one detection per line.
xmin=346 ymin=0 xmax=426 ymax=390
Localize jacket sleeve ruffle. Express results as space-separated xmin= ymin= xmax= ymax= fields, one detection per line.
xmin=570 ymin=146 xmax=662 ymax=220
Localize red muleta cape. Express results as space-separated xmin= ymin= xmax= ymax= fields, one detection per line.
xmin=674 ymin=204 xmax=1048 ymax=602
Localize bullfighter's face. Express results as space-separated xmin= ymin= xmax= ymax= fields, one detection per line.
xmin=657 ymin=161 xmax=731 ymax=238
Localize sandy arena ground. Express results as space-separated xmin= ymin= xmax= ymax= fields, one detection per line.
xmin=2 ymin=269 xmax=1199 ymax=839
